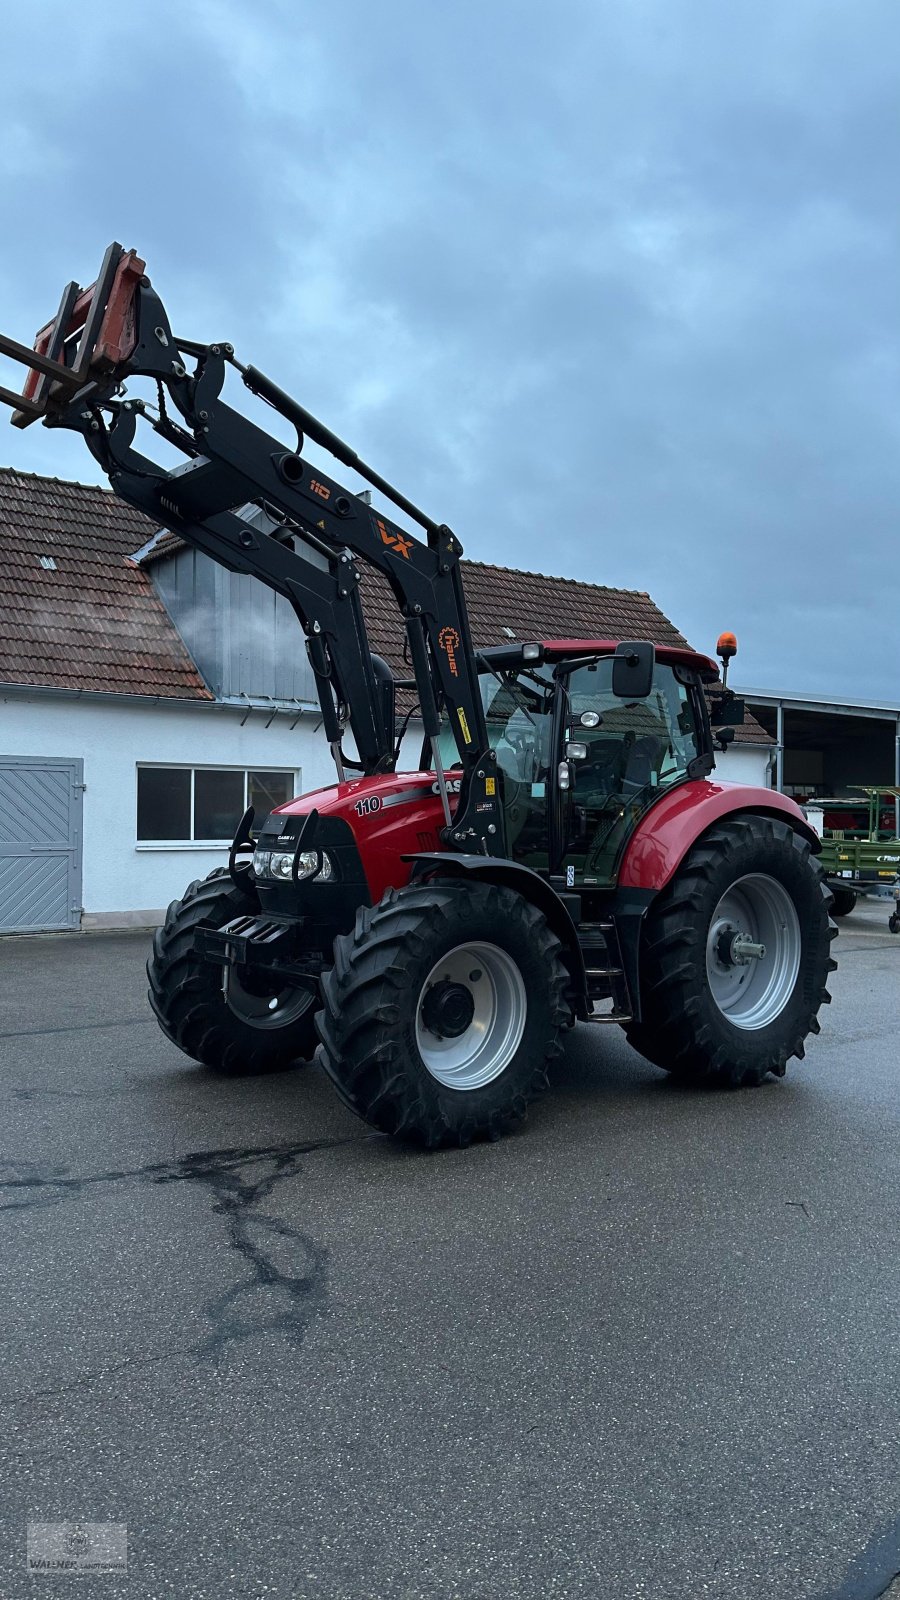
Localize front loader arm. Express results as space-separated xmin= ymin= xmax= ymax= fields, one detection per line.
xmin=0 ymin=244 xmax=504 ymax=854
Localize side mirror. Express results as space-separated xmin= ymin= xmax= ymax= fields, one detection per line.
xmin=612 ymin=641 xmax=655 ymax=700
xmin=709 ymin=692 xmax=745 ymax=727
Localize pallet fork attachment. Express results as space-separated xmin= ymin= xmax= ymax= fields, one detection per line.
xmin=0 ymin=243 xmax=145 ymax=426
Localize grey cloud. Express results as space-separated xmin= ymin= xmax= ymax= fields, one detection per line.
xmin=1 ymin=0 xmax=898 ymax=697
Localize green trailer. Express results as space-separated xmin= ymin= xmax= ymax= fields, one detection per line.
xmin=809 ymin=786 xmax=900 ymax=921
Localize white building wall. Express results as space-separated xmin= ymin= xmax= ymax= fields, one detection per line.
xmin=0 ymin=690 xmax=772 ymax=927
xmin=712 ymin=742 xmax=772 ymax=788
xmin=0 ymin=692 xmax=339 ymax=923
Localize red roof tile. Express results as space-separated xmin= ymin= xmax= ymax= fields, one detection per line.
xmin=0 ymin=468 xmax=211 ymax=699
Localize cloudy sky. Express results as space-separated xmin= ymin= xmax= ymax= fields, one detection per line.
xmin=1 ymin=0 xmax=898 ymax=698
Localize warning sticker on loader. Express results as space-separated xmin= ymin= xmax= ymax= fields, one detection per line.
xmin=457 ymin=708 xmax=472 ymax=745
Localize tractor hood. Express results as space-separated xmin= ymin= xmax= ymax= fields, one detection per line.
xmin=272 ymin=771 xmax=453 ymax=902
xmin=275 ymin=771 xmax=447 ymax=821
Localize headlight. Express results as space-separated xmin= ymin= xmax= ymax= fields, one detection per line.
xmin=252 ymin=846 xmax=333 ymax=882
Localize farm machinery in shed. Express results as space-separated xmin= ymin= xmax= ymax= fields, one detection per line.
xmin=808 ymin=787 xmax=900 ymax=927
xmin=0 ymin=245 xmax=837 ymax=1145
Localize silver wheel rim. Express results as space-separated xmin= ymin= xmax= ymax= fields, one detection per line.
xmin=705 ymin=873 xmax=801 ymax=1030
xmin=415 ymin=941 xmax=527 ymax=1090
xmin=224 ymin=970 xmax=315 ymax=1031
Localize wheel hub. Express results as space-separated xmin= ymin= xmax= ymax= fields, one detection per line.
xmin=705 ymin=874 xmax=801 ymax=1030
xmin=420 ymin=979 xmax=477 ymax=1039
xmin=712 ymin=921 xmax=767 ymax=968
xmin=223 ymin=965 xmax=315 ymax=1031
xmin=414 ymin=941 xmax=527 ymax=1091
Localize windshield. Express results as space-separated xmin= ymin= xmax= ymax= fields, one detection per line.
xmin=431 ymin=663 xmax=555 ymax=779
xmin=430 ymin=664 xmax=555 ymax=866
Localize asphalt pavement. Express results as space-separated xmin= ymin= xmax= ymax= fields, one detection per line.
xmin=0 ymin=901 xmax=897 ymax=1600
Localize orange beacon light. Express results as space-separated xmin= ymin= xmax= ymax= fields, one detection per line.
xmin=716 ymin=632 xmax=738 ymax=689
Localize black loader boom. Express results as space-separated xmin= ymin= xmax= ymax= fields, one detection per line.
xmin=0 ymin=242 xmax=503 ymax=853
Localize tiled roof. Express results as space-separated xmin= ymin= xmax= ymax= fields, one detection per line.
xmin=357 ymin=557 xmax=690 ymax=668
xmin=0 ymin=468 xmax=211 ymax=699
xmin=0 ymin=468 xmax=770 ymax=745
xmin=359 ymin=562 xmax=771 ymax=746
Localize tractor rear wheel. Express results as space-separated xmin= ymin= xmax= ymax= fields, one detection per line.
xmin=625 ymin=816 xmax=836 ymax=1087
xmin=316 ymin=881 xmax=569 ymax=1147
xmin=148 ymin=868 xmax=319 ymax=1073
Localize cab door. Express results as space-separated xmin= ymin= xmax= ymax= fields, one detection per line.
xmin=556 ymin=660 xmax=701 ymax=886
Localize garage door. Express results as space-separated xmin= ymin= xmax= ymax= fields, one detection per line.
xmin=0 ymin=757 xmax=84 ymax=933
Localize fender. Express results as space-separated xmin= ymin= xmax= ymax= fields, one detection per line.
xmin=618 ymin=781 xmax=819 ymax=893
xmin=407 ymin=853 xmax=590 ymax=1017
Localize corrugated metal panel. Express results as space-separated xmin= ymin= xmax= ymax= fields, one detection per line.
xmin=0 ymin=756 xmax=83 ymax=932
xmin=151 ymin=544 xmax=318 ymax=707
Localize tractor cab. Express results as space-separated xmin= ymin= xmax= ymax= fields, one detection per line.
xmin=429 ymin=640 xmax=719 ymax=888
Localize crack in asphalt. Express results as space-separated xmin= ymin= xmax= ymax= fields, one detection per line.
xmin=833 ymin=943 xmax=900 ymax=956
xmin=0 ymin=1135 xmax=372 ymax=1394
xmin=0 ymin=1017 xmax=151 ymax=1040
xmin=6 ymin=1345 xmax=200 ymax=1404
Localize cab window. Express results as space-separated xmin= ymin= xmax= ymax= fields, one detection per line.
xmin=431 ymin=664 xmax=555 ymax=865
xmin=564 ymin=661 xmax=700 ymax=883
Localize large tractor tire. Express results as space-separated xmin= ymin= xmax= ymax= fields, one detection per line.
xmin=316 ymin=881 xmax=570 ymax=1148
xmin=624 ymin=816 xmax=836 ymax=1087
xmin=148 ymin=868 xmax=319 ymax=1073
xmin=829 ymin=886 xmax=857 ymax=917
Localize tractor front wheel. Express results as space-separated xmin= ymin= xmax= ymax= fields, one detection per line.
xmin=625 ymin=816 xmax=836 ymax=1087
xmin=316 ymin=881 xmax=569 ymax=1147
xmin=148 ymin=868 xmax=319 ymax=1073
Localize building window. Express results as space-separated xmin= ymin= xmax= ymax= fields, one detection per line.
xmin=137 ymin=767 xmax=296 ymax=844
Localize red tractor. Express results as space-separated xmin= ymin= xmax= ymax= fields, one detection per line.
xmin=0 ymin=246 xmax=837 ymax=1146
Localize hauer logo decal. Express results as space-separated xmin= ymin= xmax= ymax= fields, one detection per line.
xmin=438 ymin=626 xmax=461 ymax=676
xmin=376 ymin=517 xmax=414 ymax=560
